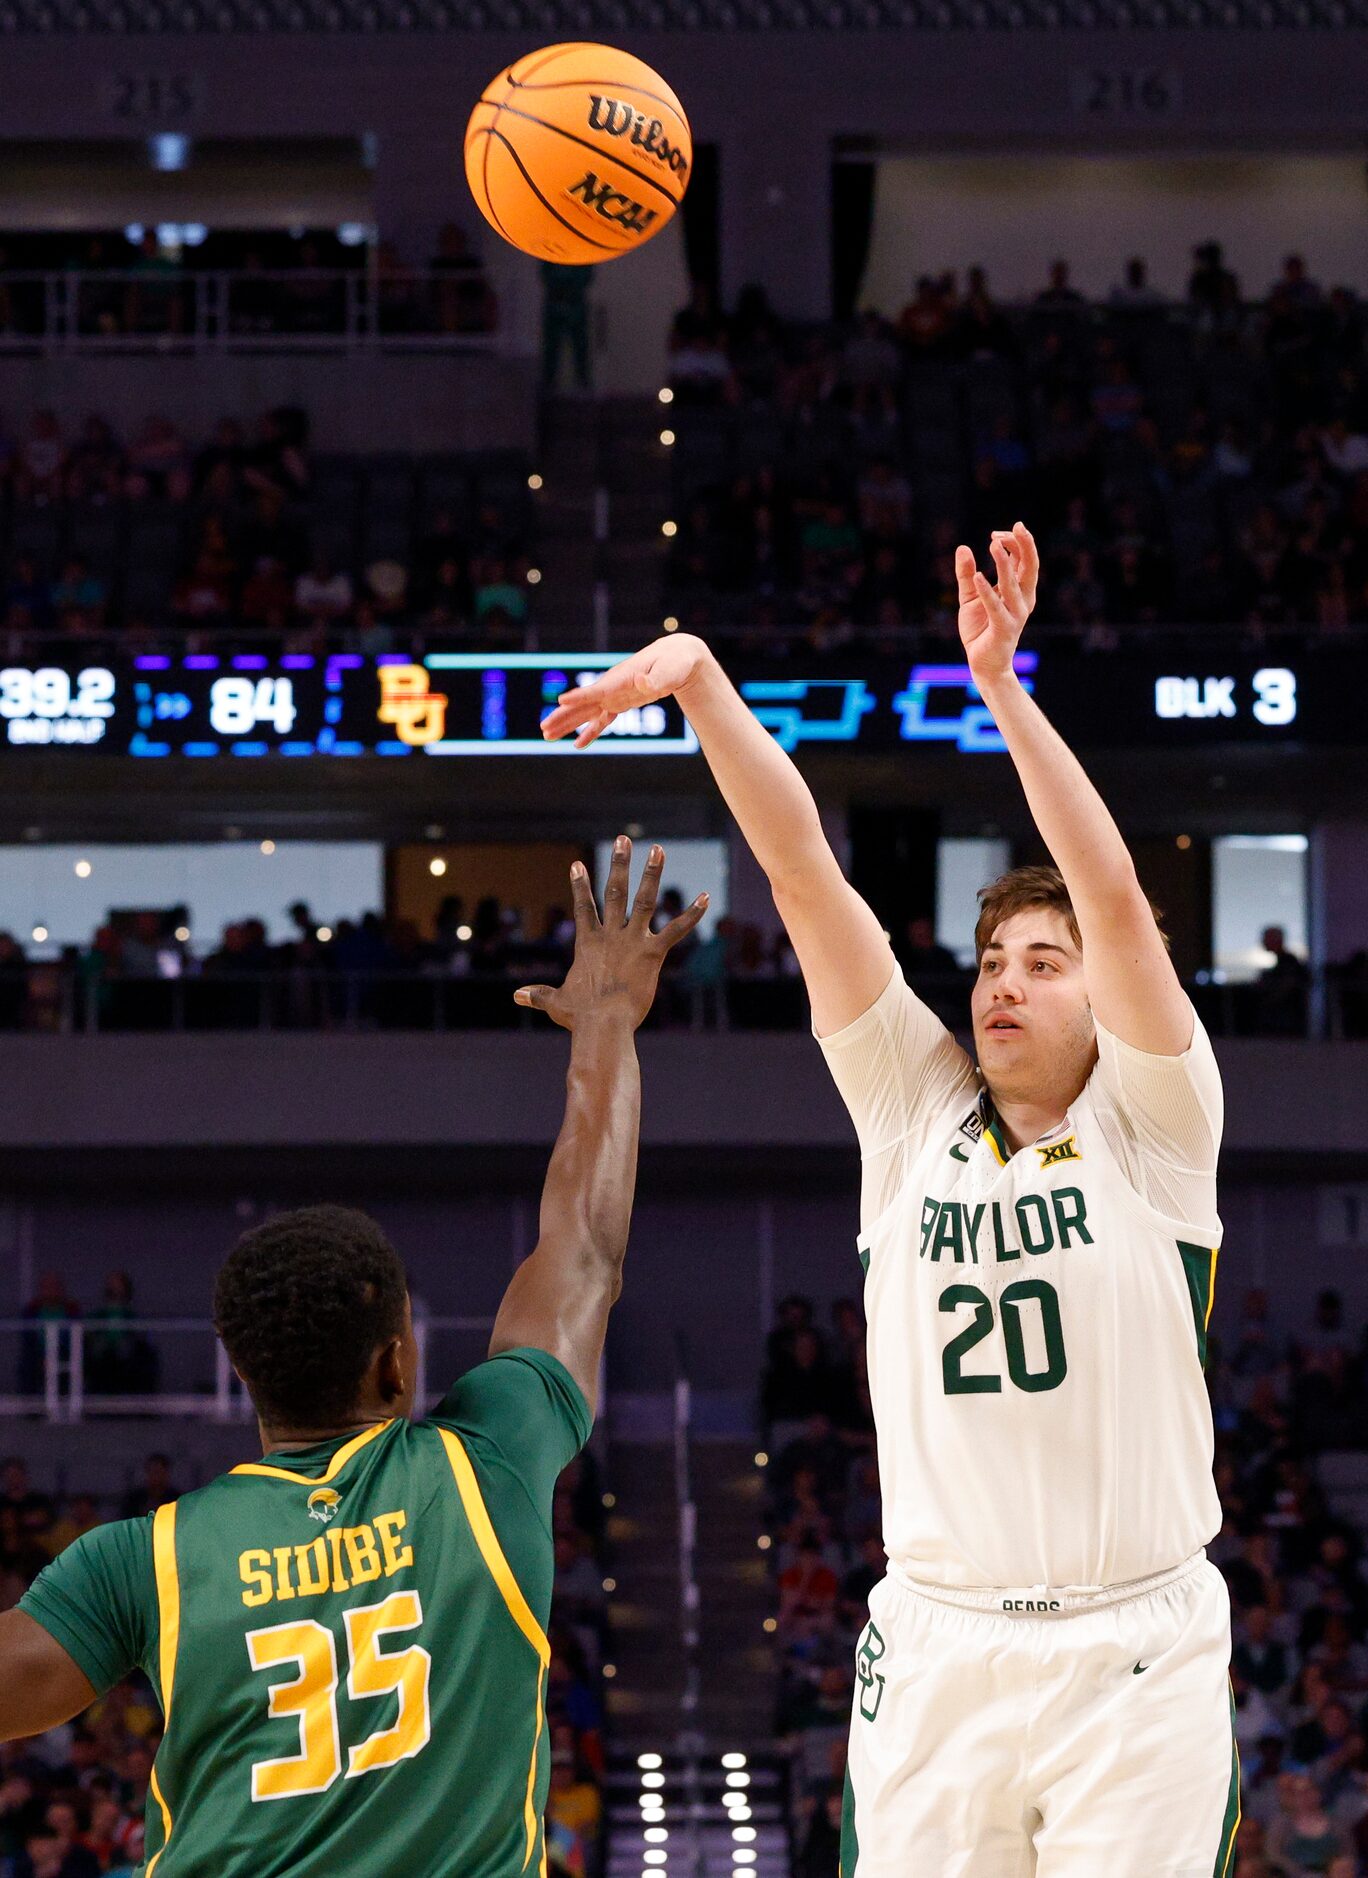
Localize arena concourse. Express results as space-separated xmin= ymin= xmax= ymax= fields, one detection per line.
xmin=0 ymin=6 xmax=1364 ymax=1877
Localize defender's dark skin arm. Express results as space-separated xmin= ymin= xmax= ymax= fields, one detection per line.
xmin=0 ymin=1606 xmax=97 ymax=1741
xmin=488 ymin=836 xmax=705 ymax=1413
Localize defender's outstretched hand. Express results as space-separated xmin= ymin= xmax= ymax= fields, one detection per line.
xmin=514 ymin=837 xmax=707 ymax=1030
xmin=539 ymin=635 xmax=710 ymax=749
xmin=956 ymin=521 xmax=1040 ymax=684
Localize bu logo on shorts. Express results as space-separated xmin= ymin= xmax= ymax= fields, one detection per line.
xmin=856 ymin=1621 xmax=887 ymax=1722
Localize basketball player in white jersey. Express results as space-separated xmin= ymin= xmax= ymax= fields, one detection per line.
xmin=540 ymin=523 xmax=1236 ymax=1878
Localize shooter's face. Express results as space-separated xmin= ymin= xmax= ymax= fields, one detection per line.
xmin=971 ymin=909 xmax=1096 ymax=1105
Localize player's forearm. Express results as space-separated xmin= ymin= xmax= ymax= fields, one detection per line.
xmin=676 ymin=653 xmax=832 ymax=891
xmin=977 ymin=672 xmax=1140 ymax=905
xmin=536 ymin=1011 xmax=641 ymax=1293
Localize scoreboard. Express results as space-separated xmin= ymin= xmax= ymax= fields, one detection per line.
xmin=0 ymin=647 xmax=1354 ymax=757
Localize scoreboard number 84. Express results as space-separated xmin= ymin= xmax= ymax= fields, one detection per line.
xmin=209 ymin=677 xmax=298 ymax=737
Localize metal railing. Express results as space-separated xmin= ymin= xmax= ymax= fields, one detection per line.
xmin=0 ymin=965 xmax=1357 ymax=1040
xmin=0 ymin=1312 xmax=493 ymax=1421
xmin=0 ymin=268 xmax=499 ymax=355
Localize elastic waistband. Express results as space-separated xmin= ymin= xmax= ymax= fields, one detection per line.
xmin=888 ymin=1550 xmax=1205 ymax=1616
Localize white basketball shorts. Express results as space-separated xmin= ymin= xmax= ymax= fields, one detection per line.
xmin=841 ymin=1551 xmax=1238 ymax=1878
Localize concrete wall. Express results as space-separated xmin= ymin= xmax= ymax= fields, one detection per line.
xmin=0 ymin=1029 xmax=1362 ymax=1154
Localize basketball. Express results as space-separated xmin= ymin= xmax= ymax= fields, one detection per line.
xmin=464 ymin=42 xmax=692 ymax=266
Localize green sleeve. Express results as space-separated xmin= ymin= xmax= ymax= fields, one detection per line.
xmin=432 ymin=1347 xmax=592 ymax=1521
xmin=18 ymin=1516 xmax=156 ymax=1696
xmin=430 ymin=1349 xmax=592 ymax=1625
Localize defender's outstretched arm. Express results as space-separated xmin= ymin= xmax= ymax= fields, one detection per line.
xmin=488 ymin=838 xmax=705 ymax=1411
xmin=541 ymin=639 xmax=894 ymax=1037
xmin=959 ymin=524 xmax=1192 ymax=1056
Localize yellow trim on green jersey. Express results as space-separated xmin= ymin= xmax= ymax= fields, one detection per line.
xmin=436 ymin=1426 xmax=551 ymax=1871
xmin=147 ymin=1502 xmax=181 ymax=1878
xmin=1204 ymin=1247 xmax=1219 ymax=1332
xmin=230 ymin=1419 xmax=393 ymax=1486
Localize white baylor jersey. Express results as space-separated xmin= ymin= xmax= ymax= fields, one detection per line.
xmin=819 ymin=969 xmax=1225 ymax=1591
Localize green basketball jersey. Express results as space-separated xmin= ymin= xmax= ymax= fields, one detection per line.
xmin=19 ymin=1347 xmax=591 ymax=1878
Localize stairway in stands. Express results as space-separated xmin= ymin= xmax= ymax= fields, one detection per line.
xmin=604 ymin=1750 xmax=790 ymax=1878
xmin=603 ymin=1438 xmax=788 ymax=1876
xmin=533 ymin=395 xmax=670 ymax=644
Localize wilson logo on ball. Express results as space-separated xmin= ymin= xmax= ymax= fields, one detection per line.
xmin=465 ymin=42 xmax=692 ymax=265
xmin=567 ymin=171 xmax=660 ymax=237
xmin=587 ymin=96 xmax=690 ymax=179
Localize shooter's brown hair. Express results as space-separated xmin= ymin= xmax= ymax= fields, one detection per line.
xmin=973 ymin=864 xmax=1169 ymax=964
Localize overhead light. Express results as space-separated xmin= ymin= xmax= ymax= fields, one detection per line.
xmin=317 ymin=926 xmax=333 ymax=942
xmin=661 ymin=520 xmax=677 ymax=538
xmin=260 ymin=840 xmax=276 ymax=856
xmin=527 ymin=568 xmax=542 ymax=585
xmin=74 ymin=859 xmax=92 ymax=879
xmin=663 ymin=617 xmax=679 ymax=632
xmin=528 ymin=473 xmax=544 ymax=491
xmin=429 ymin=857 xmax=447 ymax=877
xmin=32 ymin=926 xmax=48 ymax=943
xmin=147 ymin=134 xmax=190 ymax=172
xmin=637 ymin=1754 xmax=662 ymax=1771
xmin=721 ymin=1754 xmax=747 ymax=1769
xmin=174 ymin=925 xmax=190 ymax=943
xmin=455 ymin=924 xmax=472 ymax=942
xmin=658 ymin=387 xmax=674 ymax=404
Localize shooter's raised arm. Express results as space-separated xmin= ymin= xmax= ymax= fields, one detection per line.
xmin=956 ymin=522 xmax=1192 ymax=1056
xmin=539 ymin=638 xmax=894 ymax=1037
xmin=487 ymin=836 xmax=705 ymax=1412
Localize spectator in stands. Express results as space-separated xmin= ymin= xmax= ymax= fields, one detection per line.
xmin=15 ymin=410 xmax=65 ymax=504
xmin=541 ymin=263 xmax=593 ymax=395
xmin=84 ymin=1273 xmax=157 ymax=1398
xmin=1035 ymin=259 xmax=1085 ymax=310
xmin=49 ymin=559 xmax=108 ymax=635
xmin=193 ymin=417 xmax=246 ymax=497
xmin=1 ymin=1461 xmax=53 ymax=1541
xmin=3 ymin=555 xmax=52 ymax=637
xmin=472 ymin=559 xmax=528 ymax=638
xmin=897 ymin=275 xmax=953 ymax=354
xmin=125 ymin=416 xmax=191 ymax=503
xmin=1188 ymin=240 xmax=1241 ymax=334
xmin=18 ymin=1277 xmax=78 ymax=1397
xmin=1108 ymin=256 xmax=1165 ymax=309
xmin=63 ymin=418 xmax=125 ymax=505
xmin=544 ymin=1723 xmax=602 ymax=1875
xmin=124 ymin=230 xmax=183 ymax=337
xmin=293 ymin=552 xmax=353 ymax=633
xmin=1255 ymin=924 xmax=1310 ymax=1035
xmin=895 ymin=913 xmax=960 ymax=986
xmin=118 ymin=1453 xmax=176 ymax=1522
xmin=239 ymin=556 xmax=294 ymax=632
xmin=839 ymin=311 xmax=902 ymax=418
xmin=43 ymin=1496 xmax=100 ymax=1561
xmin=245 ymin=406 xmax=309 ymax=502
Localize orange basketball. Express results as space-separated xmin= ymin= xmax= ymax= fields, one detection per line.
xmin=464 ymin=43 xmax=692 ymax=266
